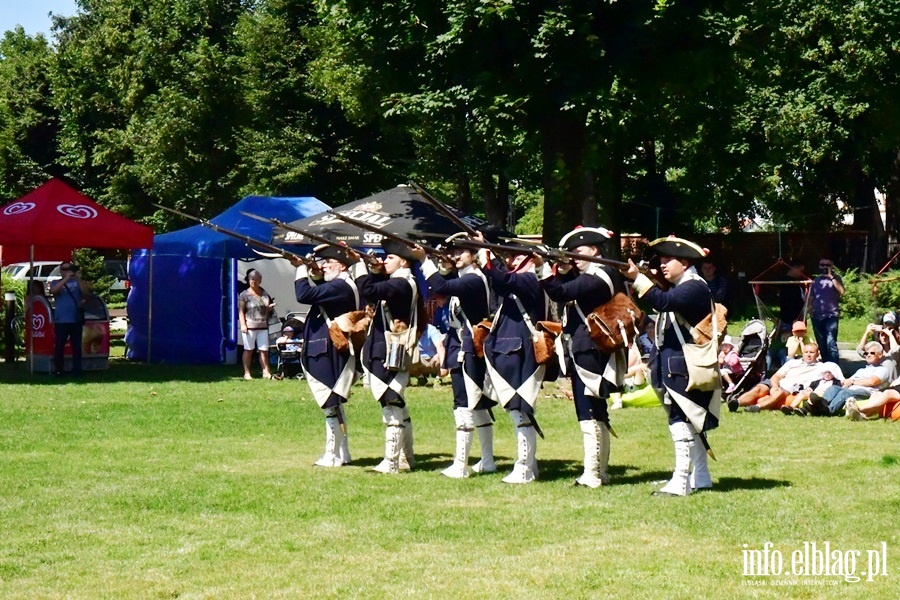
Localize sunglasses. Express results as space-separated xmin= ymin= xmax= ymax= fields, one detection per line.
xmin=819 ymin=263 xmax=832 ymax=267
xmin=864 ymin=351 xmax=879 ymax=356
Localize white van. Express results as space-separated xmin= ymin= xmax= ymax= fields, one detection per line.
xmin=2 ymin=261 xmax=61 ymax=285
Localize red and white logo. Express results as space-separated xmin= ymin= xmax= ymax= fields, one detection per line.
xmin=57 ymin=204 xmax=98 ymax=219
xmin=32 ymin=313 xmax=46 ymax=331
xmin=3 ymin=201 xmax=36 ymax=216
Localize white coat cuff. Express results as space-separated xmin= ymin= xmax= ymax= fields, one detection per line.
xmin=350 ymin=260 xmax=369 ymax=279
xmin=421 ymin=259 xmax=439 ymax=279
xmin=633 ymin=273 xmax=654 ymax=297
xmin=536 ymin=262 xmax=552 ymax=281
xmin=475 ymin=248 xmax=491 ymax=268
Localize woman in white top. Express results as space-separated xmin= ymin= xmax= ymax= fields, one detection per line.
xmin=238 ymin=269 xmax=275 ymax=380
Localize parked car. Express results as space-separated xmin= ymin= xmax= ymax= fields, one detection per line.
xmin=1 ymin=261 xmax=61 ymax=286
xmin=45 ymin=259 xmax=129 ymax=298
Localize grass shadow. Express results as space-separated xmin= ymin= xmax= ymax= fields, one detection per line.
xmin=350 ymin=453 xmax=453 ymax=471
xmin=0 ymin=359 xmax=256 ymax=384
xmin=705 ymin=476 xmax=791 ymax=492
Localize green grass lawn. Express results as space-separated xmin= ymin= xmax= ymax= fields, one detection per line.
xmin=1 ymin=359 xmax=897 ymax=599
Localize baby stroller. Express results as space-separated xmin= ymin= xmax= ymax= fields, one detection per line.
xmin=724 ymin=319 xmax=770 ymax=403
xmin=273 ymin=316 xmax=305 ymax=380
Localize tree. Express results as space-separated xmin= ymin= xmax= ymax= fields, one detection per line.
xmin=0 ymin=27 xmax=60 ymax=200
xmin=312 ymin=1 xmax=632 ymax=242
xmin=51 ymin=0 xmax=249 ymax=223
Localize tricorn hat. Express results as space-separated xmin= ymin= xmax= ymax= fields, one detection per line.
xmin=381 ymin=238 xmax=419 ymax=263
xmin=313 ymin=244 xmax=356 ymax=267
xmin=647 ymin=235 xmax=709 ymax=260
xmin=558 ymin=226 xmax=614 ymax=250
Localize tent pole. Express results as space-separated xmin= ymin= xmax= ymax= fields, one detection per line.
xmin=148 ymin=250 xmax=153 ymax=363
xmin=29 ymin=245 xmax=34 ymax=375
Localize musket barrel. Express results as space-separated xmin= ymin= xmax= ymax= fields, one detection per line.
xmin=154 ymin=204 xmax=314 ymax=266
xmin=239 ymin=211 xmax=379 ymax=265
xmin=326 ymin=210 xmax=450 ymax=262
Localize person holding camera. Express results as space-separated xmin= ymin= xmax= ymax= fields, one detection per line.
xmin=856 ymin=312 xmax=900 ymax=363
xmin=809 ymin=259 xmax=844 ymax=365
xmin=49 ymin=261 xmax=92 ymax=376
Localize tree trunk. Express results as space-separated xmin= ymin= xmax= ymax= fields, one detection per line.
xmin=884 ymin=150 xmax=900 ymax=264
xmin=478 ymin=171 xmax=509 ymax=227
xmin=593 ymin=126 xmax=626 ymax=259
xmin=454 ymin=172 xmax=472 ymax=213
xmin=540 ymin=109 xmax=588 ymax=245
xmin=497 ymin=172 xmax=511 ymax=231
xmin=852 ymin=162 xmax=884 ymax=271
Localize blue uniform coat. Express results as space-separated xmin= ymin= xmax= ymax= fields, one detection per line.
xmin=482 ymin=258 xmax=546 ymax=413
xmin=540 ymin=263 xmax=626 ymax=422
xmin=356 ymin=266 xmax=418 ymax=406
xmin=423 ymin=261 xmax=493 ymax=410
xmin=639 ymin=273 xmax=720 ymax=432
xmin=294 ymin=270 xmax=360 ymax=408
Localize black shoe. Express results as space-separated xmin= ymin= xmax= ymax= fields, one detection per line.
xmin=745 ymin=404 xmax=761 ymax=413
xmin=806 ymin=393 xmax=823 ymax=416
xmin=793 ymin=407 xmax=808 ymax=417
xmin=780 ymin=405 xmax=793 ymax=416
xmin=727 ymin=398 xmax=740 ymax=413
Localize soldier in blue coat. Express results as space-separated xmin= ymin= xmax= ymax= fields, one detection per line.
xmin=476 ymin=237 xmax=548 ymax=483
xmin=294 ymin=245 xmax=362 ymax=467
xmin=622 ymin=236 xmax=720 ymax=497
xmin=350 ymin=239 xmax=422 ymax=474
xmin=536 ymin=226 xmax=626 ymax=488
xmin=413 ymin=235 xmax=495 ymax=478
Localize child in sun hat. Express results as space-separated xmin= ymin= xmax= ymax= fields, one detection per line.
xmin=718 ymin=335 xmax=744 ymax=393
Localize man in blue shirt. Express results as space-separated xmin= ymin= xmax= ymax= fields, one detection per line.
xmin=49 ymin=262 xmax=92 ymax=376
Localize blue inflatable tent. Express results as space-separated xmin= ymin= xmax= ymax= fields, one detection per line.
xmin=126 ymin=195 xmax=329 ymax=364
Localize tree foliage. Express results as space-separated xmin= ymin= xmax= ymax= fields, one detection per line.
xmin=0 ymin=0 xmax=896 ymax=252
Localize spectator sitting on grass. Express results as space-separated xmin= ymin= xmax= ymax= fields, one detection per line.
xmin=807 ymin=341 xmax=893 ymax=417
xmin=779 ymin=362 xmax=843 ymax=416
xmin=785 ymin=321 xmax=812 ymax=362
xmin=844 ymin=380 xmax=900 ymax=421
xmin=718 ymin=335 xmax=743 ymax=394
xmin=408 ymin=323 xmax=447 ymax=385
xmin=729 ymin=343 xmax=823 ymax=413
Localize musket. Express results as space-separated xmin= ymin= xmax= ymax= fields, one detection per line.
xmin=407 ymin=180 xmax=479 ymax=236
xmin=238 ymin=211 xmax=380 ymax=266
xmin=153 ymin=204 xmax=316 ymax=267
xmin=326 ymin=210 xmax=452 ymax=262
xmin=451 ymin=237 xmax=629 ymax=269
xmin=452 ymin=237 xmax=671 ymax=289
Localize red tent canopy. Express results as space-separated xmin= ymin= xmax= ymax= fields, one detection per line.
xmin=0 ymin=179 xmax=154 ymax=261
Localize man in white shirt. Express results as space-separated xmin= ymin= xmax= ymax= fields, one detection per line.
xmin=730 ymin=343 xmax=825 ymax=412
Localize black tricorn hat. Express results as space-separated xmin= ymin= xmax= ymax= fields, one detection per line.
xmin=313 ymin=244 xmax=355 ymax=267
xmin=558 ymin=226 xmax=614 ymax=250
xmin=381 ymin=238 xmax=419 ymax=263
xmin=648 ymin=235 xmax=709 ymax=260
